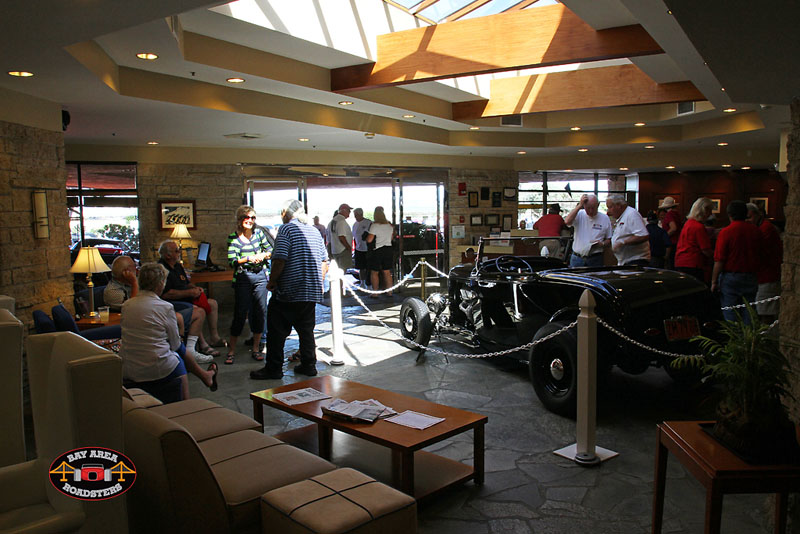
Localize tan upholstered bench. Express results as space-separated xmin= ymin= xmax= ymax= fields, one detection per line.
xmin=261 ymin=468 xmax=417 ymax=534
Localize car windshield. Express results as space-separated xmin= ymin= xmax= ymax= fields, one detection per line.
xmin=477 ymin=236 xmax=572 ymax=263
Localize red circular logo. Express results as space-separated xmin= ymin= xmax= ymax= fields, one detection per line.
xmin=48 ymin=447 xmax=136 ymax=501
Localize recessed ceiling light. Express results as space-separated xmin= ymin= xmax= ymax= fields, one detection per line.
xmin=578 ymin=148 xmax=588 ymax=152
xmin=665 ymin=165 xmax=675 ymax=169
xmin=147 ymin=141 xmax=159 ymax=145
xmin=634 ymin=122 xmax=646 ymax=127
xmin=741 ymin=166 xmax=751 ymax=170
xmin=364 ymin=132 xmax=375 ymax=139
xmin=564 ymin=169 xmax=573 ymax=172
xmin=7 ymin=71 xmax=33 ymax=77
xmin=717 ymin=142 xmax=729 ymax=146
xmin=402 ymin=114 xmax=415 ymax=118
xmin=644 ymin=145 xmax=655 ymax=149
xmin=619 ymin=167 xmax=629 ymax=171
xmin=722 ymin=164 xmax=732 ymax=168
xmin=570 ymin=126 xmax=581 ymax=131
xmin=338 ymin=100 xmax=353 ymax=106
xmin=469 ymin=126 xmax=480 ymax=130
xmin=517 ymin=151 xmax=527 ymax=155
xmin=322 ymin=173 xmax=329 ymax=177
xmin=136 ymin=52 xmax=158 ymax=60
xmin=386 ymin=170 xmax=393 ymax=174
xmin=226 ymin=77 xmax=245 ymax=83
xmin=720 ymin=87 xmax=725 ymax=92
xmin=723 ymin=108 xmax=737 ymax=113
xmin=298 ymin=138 xmax=309 ymax=142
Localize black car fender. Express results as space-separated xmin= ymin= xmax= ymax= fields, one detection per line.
xmin=549 ymin=306 xmax=579 ymax=324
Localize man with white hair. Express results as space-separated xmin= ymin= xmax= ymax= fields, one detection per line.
xmin=605 ymin=193 xmax=651 ymax=266
xmin=329 ymin=203 xmax=354 ymax=269
xmin=251 ymin=199 xmax=329 ymax=380
xmin=565 ymin=193 xmax=611 ymax=267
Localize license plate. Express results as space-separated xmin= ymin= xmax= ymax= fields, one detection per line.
xmin=663 ymin=316 xmax=700 ymax=341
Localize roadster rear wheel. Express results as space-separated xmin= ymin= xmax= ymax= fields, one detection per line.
xmin=400 ymin=297 xmax=433 ymax=351
xmin=528 ymin=321 xmax=577 ymax=417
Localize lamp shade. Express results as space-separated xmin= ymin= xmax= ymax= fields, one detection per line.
xmin=69 ymin=246 xmax=111 ymax=274
xmin=170 ymin=224 xmax=192 ymax=240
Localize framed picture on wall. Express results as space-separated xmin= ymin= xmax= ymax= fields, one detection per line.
xmin=503 ymin=187 xmax=517 ymax=201
xmin=159 ymin=200 xmax=196 ymax=230
xmin=468 ymin=191 xmax=479 ymax=208
xmin=749 ymin=196 xmax=769 ymax=214
xmin=485 ymin=213 xmax=500 ymax=226
xmin=502 ymin=214 xmax=513 ymax=231
xmin=709 ymin=198 xmax=722 ymax=214
xmin=480 ymin=187 xmax=490 ymax=200
xmin=470 ymin=214 xmax=483 ymax=226
xmin=492 ymin=191 xmax=502 ymax=207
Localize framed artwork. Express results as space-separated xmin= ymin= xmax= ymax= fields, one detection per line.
xmin=485 ymin=213 xmax=500 ymax=226
xmin=749 ymin=196 xmax=768 ymax=214
xmin=492 ymin=191 xmax=502 ymax=207
xmin=709 ymin=198 xmax=721 ymax=214
xmin=470 ymin=214 xmax=483 ymax=226
xmin=451 ymin=225 xmax=466 ymax=239
xmin=159 ymin=200 xmax=196 ymax=230
xmin=502 ymin=214 xmax=513 ymax=231
xmin=468 ymin=191 xmax=479 ymax=208
xmin=480 ymin=187 xmax=490 ymax=200
xmin=503 ymin=187 xmax=517 ymax=201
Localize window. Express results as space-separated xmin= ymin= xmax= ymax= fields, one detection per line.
xmin=67 ymin=163 xmax=139 ymax=255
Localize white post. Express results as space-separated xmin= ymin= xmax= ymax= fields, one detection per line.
xmin=328 ymin=261 xmax=345 ymax=366
xmin=553 ymin=289 xmax=617 ymax=465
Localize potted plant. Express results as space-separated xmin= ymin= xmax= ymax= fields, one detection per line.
xmin=677 ymin=304 xmax=798 ymax=463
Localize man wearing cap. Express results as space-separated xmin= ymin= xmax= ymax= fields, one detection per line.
xmin=658 ymin=196 xmax=683 ymax=269
xmin=329 ymin=203 xmax=353 ymax=270
xmin=533 ymin=203 xmax=567 ymax=237
xmin=565 ymin=194 xmax=611 ymax=267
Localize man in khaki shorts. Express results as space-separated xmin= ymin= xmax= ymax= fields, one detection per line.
xmin=330 ymin=203 xmax=353 ymax=270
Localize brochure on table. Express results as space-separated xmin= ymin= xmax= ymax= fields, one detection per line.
xmin=273 ymin=388 xmax=331 ymax=405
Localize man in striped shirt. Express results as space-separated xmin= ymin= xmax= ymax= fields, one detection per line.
xmin=250 ymin=199 xmax=329 ymax=380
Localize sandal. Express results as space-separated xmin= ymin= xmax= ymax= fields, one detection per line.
xmin=207 ymin=363 xmax=218 ymax=392
xmin=224 ymin=353 xmax=235 ymax=365
xmin=251 ymin=351 xmax=264 ymax=361
xmin=288 ymin=351 xmax=301 ymax=362
xmin=199 ymin=345 xmax=221 ymax=357
xmin=209 ymin=338 xmax=228 ymax=348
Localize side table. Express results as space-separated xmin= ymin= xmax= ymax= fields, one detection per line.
xmin=652 ymin=420 xmax=800 ymax=534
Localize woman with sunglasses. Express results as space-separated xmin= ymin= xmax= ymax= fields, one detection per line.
xmin=225 ymin=205 xmax=271 ymax=364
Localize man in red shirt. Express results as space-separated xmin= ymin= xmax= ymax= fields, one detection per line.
xmin=533 ymin=204 xmax=567 ymax=237
xmin=747 ymin=202 xmax=782 ymax=322
xmin=711 ymin=200 xmax=762 ymax=322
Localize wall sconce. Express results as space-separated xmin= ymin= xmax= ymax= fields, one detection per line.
xmin=32 ymin=190 xmax=49 ymax=239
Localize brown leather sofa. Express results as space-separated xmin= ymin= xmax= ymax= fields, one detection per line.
xmin=122 ymin=391 xmax=416 ymax=534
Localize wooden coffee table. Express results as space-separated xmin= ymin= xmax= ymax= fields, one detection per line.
xmin=76 ymin=312 xmax=121 ymax=330
xmin=251 ymin=375 xmax=488 ymax=500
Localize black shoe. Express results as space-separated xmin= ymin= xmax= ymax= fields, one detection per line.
xmin=250 ymin=367 xmax=283 ymax=380
xmin=293 ymin=364 xmax=318 ymax=377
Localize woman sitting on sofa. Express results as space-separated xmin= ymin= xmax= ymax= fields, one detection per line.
xmin=119 ymin=262 xmax=217 ymax=402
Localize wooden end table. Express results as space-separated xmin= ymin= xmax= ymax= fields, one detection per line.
xmin=251 ymin=375 xmax=487 ymax=500
xmin=652 ymin=420 xmax=800 ymax=534
xmin=76 ymin=312 xmax=121 ymax=330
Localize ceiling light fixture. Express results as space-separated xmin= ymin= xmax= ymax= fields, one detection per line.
xmin=517 ymin=151 xmax=527 ymax=155
xmin=322 ymin=173 xmax=329 ymax=177
xmin=136 ymin=52 xmax=158 ymax=60
xmin=578 ymin=148 xmax=588 ymax=152
xmin=723 ymin=108 xmax=737 ymax=113
xmin=619 ymin=167 xmax=629 ymax=171
xmin=644 ymin=145 xmax=655 ymax=149
xmin=402 ymin=114 xmax=415 ymax=118
xmin=226 ymin=77 xmax=245 ymax=83
xmin=721 ymin=87 xmax=725 ymax=91
xmin=338 ymin=100 xmax=353 ymax=106
xmin=741 ymin=166 xmax=751 ymax=170
xmin=717 ymin=142 xmax=729 ymax=146
xmin=298 ymin=138 xmax=309 ymax=142
xmin=665 ymin=165 xmax=675 ymax=169
xmin=469 ymin=126 xmax=480 ymax=130
xmin=7 ymin=71 xmax=33 ymax=77
xmin=722 ymin=164 xmax=732 ymax=168
xmin=147 ymin=141 xmax=159 ymax=145
xmin=564 ymin=169 xmax=573 ymax=172
xmin=364 ymin=132 xmax=375 ymax=139
xmin=634 ymin=122 xmax=646 ymax=127
xmin=570 ymin=126 xmax=581 ymax=131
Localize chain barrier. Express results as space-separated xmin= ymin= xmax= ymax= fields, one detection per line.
xmin=344 ymin=262 xmax=420 ymax=295
xmin=420 ymin=260 xmax=450 ymax=278
xmin=720 ymin=294 xmax=780 ymax=311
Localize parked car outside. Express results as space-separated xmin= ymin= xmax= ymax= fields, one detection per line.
xmin=69 ymin=237 xmax=140 ymax=267
xmin=399 ymin=236 xmax=721 ymax=416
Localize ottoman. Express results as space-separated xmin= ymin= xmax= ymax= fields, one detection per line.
xmin=260 ymin=468 xmax=417 ymax=534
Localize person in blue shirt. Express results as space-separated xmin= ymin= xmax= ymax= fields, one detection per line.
xmin=646 ymin=210 xmax=672 ymax=268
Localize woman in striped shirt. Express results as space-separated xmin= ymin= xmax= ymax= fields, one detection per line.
xmin=225 ymin=205 xmax=271 ymax=364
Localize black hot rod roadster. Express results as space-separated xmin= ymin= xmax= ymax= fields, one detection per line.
xmin=399 ymin=236 xmax=721 ymax=416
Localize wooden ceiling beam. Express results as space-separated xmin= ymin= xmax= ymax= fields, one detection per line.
xmin=331 ymin=4 xmax=662 ymax=91
xmin=412 ymin=0 xmax=441 ymax=15
xmin=452 ymin=65 xmax=704 ymax=119
xmin=504 ymin=0 xmax=539 ymax=13
xmin=444 ymin=0 xmax=493 ymax=23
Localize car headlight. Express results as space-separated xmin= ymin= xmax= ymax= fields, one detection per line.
xmin=425 ymin=293 xmax=447 ymax=314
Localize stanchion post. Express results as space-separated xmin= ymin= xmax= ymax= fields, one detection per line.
xmin=329 ymin=260 xmax=345 ymax=366
xmin=420 ymin=258 xmax=427 ymax=301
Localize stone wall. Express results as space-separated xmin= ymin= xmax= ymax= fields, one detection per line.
xmin=782 ymin=98 xmax=800 ymax=420
xmin=0 ymin=120 xmax=72 ymax=330
xmin=447 ymin=169 xmax=520 ymax=266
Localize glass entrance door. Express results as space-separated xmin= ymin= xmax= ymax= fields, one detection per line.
xmin=246 ymin=179 xmax=306 ymax=239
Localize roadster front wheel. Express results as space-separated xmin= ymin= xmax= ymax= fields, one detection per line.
xmin=400 ymin=297 xmax=433 ymax=351
xmin=528 ymin=321 xmax=577 ymax=417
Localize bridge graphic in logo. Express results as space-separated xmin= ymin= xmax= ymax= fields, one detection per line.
xmin=48 ymin=447 xmax=136 ymax=501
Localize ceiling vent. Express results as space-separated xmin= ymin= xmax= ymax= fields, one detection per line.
xmin=224 ymin=132 xmax=263 ymax=140
xmin=501 ymin=114 xmax=523 ymax=127
xmin=676 ymin=102 xmax=695 ymax=116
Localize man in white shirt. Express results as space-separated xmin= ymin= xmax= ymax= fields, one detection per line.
xmin=329 ymin=203 xmax=354 ymax=269
xmin=351 ymin=207 xmax=372 ymax=287
xmin=606 ymin=193 xmax=651 ymax=266
xmin=565 ymin=194 xmax=611 ymax=267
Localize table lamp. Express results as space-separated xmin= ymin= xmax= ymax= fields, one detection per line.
xmin=69 ymin=246 xmax=111 ymax=317
xmin=170 ymin=224 xmax=192 ymax=263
